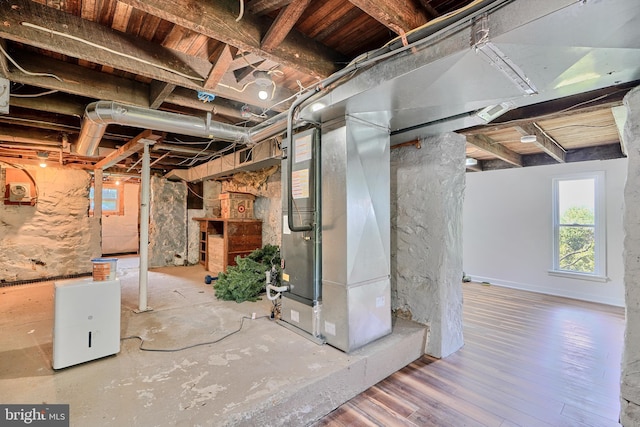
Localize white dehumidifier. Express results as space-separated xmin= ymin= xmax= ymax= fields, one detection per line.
xmin=52 ymin=277 xmax=121 ymax=369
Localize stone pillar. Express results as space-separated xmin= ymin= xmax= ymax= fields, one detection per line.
xmin=622 ymin=85 xmax=640 ymax=426
xmin=149 ymin=176 xmax=188 ymax=267
xmin=391 ymin=132 xmax=466 ymax=358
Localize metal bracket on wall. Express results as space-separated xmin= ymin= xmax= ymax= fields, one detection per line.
xmin=0 ymin=77 xmax=9 ymax=114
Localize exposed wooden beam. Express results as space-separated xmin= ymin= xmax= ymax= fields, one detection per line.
xmin=117 ymin=0 xmax=343 ymax=79
xmin=466 ymin=134 xmax=522 ymax=167
xmin=261 ymin=0 xmax=312 ymax=53
xmin=348 ymin=0 xmax=428 ymax=35
xmin=3 ymin=51 xmax=151 ymax=107
xmin=9 ymin=93 xmax=86 ymax=118
xmin=248 ymin=0 xmax=292 ymax=15
xmin=0 ymin=126 xmax=65 ymax=146
xmin=518 ymin=123 xmax=566 ymax=163
xmin=0 ymin=0 xmax=204 ymax=89
xmin=204 ymin=44 xmax=236 ymax=90
xmin=94 ymin=130 xmax=163 ymax=170
xmin=149 ymin=81 xmax=176 ymax=109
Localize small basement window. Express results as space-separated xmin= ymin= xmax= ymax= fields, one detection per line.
xmin=89 ymin=184 xmax=124 ymax=216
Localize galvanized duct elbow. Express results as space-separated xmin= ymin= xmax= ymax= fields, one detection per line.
xmin=75 ymin=101 xmax=256 ymax=156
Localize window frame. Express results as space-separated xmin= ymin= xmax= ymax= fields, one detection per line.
xmin=550 ymin=171 xmax=607 ymax=282
xmin=89 ymin=184 xmax=124 ymax=216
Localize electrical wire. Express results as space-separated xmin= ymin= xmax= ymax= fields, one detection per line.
xmin=186 ymin=183 xmax=205 ymax=200
xmin=121 ymin=315 xmax=269 ymax=352
xmin=236 ymin=0 xmax=245 ymax=22
xmin=0 ymin=43 xmax=63 ymax=82
xmin=21 ymin=22 xmax=204 ymax=82
xmin=10 ymin=89 xmax=59 ymax=98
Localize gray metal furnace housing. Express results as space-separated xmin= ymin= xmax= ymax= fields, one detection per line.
xmin=280 ymin=115 xmax=391 ymax=352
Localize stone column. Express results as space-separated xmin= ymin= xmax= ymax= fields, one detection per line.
xmin=391 ymin=132 xmax=466 ymax=358
xmin=622 ymin=85 xmax=640 ymax=426
xmin=149 ymin=176 xmax=188 ymax=267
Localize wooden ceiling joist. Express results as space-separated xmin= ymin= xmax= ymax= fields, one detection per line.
xmin=466 ymin=134 xmax=523 ymax=167
xmin=204 ymin=44 xmax=237 ymax=90
xmin=149 ymin=81 xmax=177 ymax=109
xmin=261 ymin=0 xmax=312 ymax=53
xmin=94 ymin=130 xmax=163 ymax=170
xmin=0 ymin=0 xmax=204 ymax=89
xmin=517 ymin=124 xmax=566 ymax=163
xmin=248 ymin=0 xmax=294 ymax=16
xmin=348 ymin=0 xmax=428 ymax=35
xmin=116 ymin=0 xmax=342 ymax=79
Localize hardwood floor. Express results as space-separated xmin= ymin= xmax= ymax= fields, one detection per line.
xmin=313 ymin=282 xmax=625 ymax=427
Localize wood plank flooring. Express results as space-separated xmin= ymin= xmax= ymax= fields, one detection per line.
xmin=312 ymin=282 xmax=625 ymax=427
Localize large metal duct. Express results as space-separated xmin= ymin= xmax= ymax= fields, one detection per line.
xmin=75 ymin=101 xmax=288 ymax=156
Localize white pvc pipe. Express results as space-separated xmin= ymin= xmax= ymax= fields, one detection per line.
xmin=266 ymin=284 xmax=289 ymax=301
xmin=138 ymin=141 xmax=150 ymax=312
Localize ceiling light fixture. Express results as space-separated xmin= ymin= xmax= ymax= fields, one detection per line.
xmin=37 ymin=151 xmax=48 ymax=168
xmin=520 ymin=134 xmax=537 ymax=144
xmin=253 ymin=70 xmax=273 ymax=101
xmin=465 ymin=158 xmax=478 ymax=167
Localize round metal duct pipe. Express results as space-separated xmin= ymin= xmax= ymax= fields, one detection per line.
xmin=75 ymin=101 xmax=255 ymax=156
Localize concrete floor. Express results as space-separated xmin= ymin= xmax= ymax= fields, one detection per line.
xmin=0 ymin=256 xmax=427 ymax=426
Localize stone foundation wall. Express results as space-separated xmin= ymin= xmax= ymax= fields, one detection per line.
xmin=0 ymin=165 xmax=100 ymax=282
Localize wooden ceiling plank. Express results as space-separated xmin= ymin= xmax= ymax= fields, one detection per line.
xmin=466 ymin=134 xmax=522 ymax=167
xmin=0 ymin=0 xmax=204 ymax=89
xmin=204 ymin=44 xmax=236 ymax=90
xmin=520 ymin=123 xmax=566 ymax=163
xmin=261 ymin=0 xmax=312 ymax=53
xmin=149 ymin=81 xmax=176 ymax=109
xmin=95 ymin=130 xmax=163 ymax=170
xmin=248 ymin=0 xmax=293 ymax=16
xmin=3 ymin=51 xmax=150 ymax=108
xmin=116 ymin=0 xmax=343 ymax=79
xmin=112 ymin=1 xmax=134 ymax=32
xmin=348 ymin=0 xmax=428 ymax=34
xmin=313 ymin=8 xmax=363 ymax=42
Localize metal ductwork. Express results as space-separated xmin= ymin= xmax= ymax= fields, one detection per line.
xmin=75 ymin=101 xmax=289 ymax=156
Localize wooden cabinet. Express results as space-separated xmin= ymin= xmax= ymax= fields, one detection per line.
xmin=194 ymin=218 xmax=262 ymax=275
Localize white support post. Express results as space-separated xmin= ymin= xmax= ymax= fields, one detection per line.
xmin=137 ymin=141 xmax=151 ymax=312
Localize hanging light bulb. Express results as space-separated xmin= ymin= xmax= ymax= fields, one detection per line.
xmin=37 ymin=151 xmax=48 ymax=168
xmin=253 ymin=70 xmax=273 ymax=101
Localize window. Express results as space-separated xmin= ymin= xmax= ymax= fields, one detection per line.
xmin=551 ymin=172 xmax=606 ymax=280
xmin=89 ymin=185 xmax=124 ymax=216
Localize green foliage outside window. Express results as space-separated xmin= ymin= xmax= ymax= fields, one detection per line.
xmin=558 ymin=206 xmax=595 ymax=273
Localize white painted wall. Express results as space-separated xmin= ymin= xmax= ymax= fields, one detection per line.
xmin=102 ymin=183 xmax=139 ymax=255
xmin=463 ymin=158 xmax=626 ymax=307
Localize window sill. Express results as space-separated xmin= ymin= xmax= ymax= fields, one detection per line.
xmin=548 ymin=270 xmax=608 ymax=282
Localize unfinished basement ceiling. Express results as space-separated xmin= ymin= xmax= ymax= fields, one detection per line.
xmin=0 ymin=0 xmax=638 ymax=177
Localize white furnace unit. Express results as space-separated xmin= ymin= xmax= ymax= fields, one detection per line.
xmin=52 ymin=277 xmax=121 ymax=369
